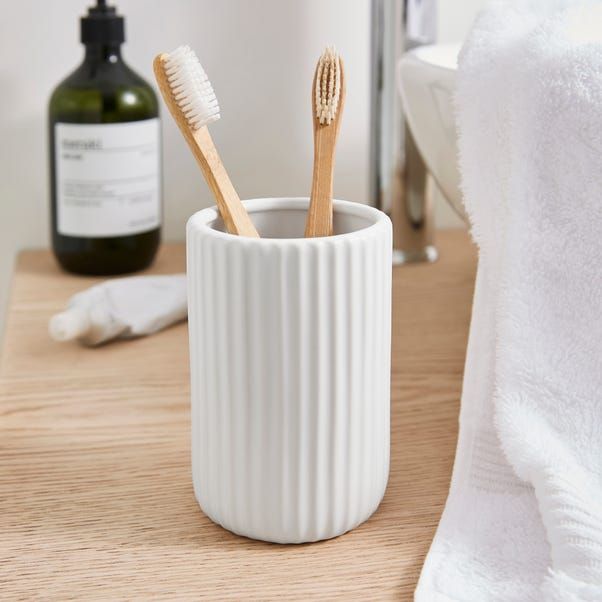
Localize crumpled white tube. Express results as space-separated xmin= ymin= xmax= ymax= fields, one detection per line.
xmin=49 ymin=274 xmax=187 ymax=346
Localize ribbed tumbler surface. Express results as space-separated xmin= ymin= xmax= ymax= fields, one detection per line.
xmin=187 ymin=198 xmax=392 ymax=543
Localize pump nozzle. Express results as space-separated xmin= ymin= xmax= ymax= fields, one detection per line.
xmin=81 ymin=0 xmax=124 ymax=44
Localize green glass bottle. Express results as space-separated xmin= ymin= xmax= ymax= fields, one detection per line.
xmin=49 ymin=0 xmax=161 ymax=275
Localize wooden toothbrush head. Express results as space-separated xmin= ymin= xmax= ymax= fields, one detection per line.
xmin=153 ymin=48 xmax=259 ymax=238
xmin=305 ymin=47 xmax=346 ymax=238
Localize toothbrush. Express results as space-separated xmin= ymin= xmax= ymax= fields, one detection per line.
xmin=305 ymin=47 xmax=346 ymax=238
xmin=153 ymin=46 xmax=259 ymax=237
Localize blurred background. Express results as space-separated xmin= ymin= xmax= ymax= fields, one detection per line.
xmin=0 ymin=0 xmax=487 ymax=337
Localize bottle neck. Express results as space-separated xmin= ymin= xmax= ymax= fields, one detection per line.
xmin=84 ymin=43 xmax=123 ymax=64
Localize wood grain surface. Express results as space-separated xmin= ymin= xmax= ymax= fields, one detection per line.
xmin=0 ymin=231 xmax=476 ymax=601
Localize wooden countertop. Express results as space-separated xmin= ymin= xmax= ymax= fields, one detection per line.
xmin=0 ymin=230 xmax=476 ymax=600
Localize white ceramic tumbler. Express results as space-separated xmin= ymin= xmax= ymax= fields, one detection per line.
xmin=187 ymin=198 xmax=392 ymax=543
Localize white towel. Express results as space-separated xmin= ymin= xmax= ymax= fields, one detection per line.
xmin=415 ymin=2 xmax=602 ymax=600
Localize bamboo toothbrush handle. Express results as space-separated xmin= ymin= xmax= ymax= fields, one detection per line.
xmin=305 ymin=129 xmax=337 ymax=237
xmin=305 ymin=55 xmax=345 ymax=238
xmin=153 ymin=55 xmax=259 ymax=238
xmin=188 ymin=127 xmax=259 ymax=237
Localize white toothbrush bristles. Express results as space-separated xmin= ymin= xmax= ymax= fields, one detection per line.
xmin=315 ymin=46 xmax=341 ymax=125
xmin=163 ymin=45 xmax=220 ymax=130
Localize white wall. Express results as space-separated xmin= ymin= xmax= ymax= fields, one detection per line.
xmin=0 ymin=0 xmax=487 ymax=338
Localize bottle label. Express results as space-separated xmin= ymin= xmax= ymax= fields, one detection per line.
xmin=55 ymin=119 xmax=161 ymax=237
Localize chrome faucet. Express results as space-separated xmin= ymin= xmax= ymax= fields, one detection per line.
xmin=370 ymin=0 xmax=438 ymax=263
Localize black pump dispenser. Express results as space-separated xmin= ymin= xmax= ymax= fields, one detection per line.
xmin=80 ymin=0 xmax=125 ymax=44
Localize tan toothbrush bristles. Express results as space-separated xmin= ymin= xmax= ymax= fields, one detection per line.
xmin=153 ymin=50 xmax=259 ymax=238
xmin=305 ymin=47 xmax=345 ymax=238
xmin=315 ymin=46 xmax=342 ymax=126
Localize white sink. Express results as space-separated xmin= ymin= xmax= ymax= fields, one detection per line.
xmin=398 ymin=44 xmax=466 ymax=221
